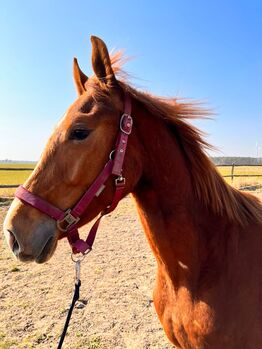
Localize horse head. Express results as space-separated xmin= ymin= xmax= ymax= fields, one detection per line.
xmin=3 ymin=36 xmax=142 ymax=263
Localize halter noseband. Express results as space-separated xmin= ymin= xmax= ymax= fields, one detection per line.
xmin=15 ymin=94 xmax=133 ymax=254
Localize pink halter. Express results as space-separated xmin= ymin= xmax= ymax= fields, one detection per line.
xmin=15 ymin=94 xmax=133 ymax=254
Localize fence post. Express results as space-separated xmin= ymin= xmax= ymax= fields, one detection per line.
xmin=231 ymin=162 xmax=235 ymax=184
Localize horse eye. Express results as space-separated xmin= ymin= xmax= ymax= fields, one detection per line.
xmin=69 ymin=129 xmax=91 ymax=141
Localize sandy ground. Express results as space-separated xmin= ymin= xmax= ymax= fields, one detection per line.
xmin=1 ymin=191 xmax=261 ymax=349
xmin=0 ymin=198 xmax=174 ymax=349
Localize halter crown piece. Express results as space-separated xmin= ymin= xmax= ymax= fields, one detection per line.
xmin=15 ymin=94 xmax=133 ymax=254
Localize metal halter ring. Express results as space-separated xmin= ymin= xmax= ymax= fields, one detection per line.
xmin=109 ymin=150 xmax=116 ymax=160
xmin=71 ymin=250 xmax=91 ymax=263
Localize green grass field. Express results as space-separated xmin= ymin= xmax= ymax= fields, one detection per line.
xmin=0 ymin=164 xmax=35 ymax=196
xmin=0 ymin=164 xmax=261 ymax=197
xmin=217 ymin=166 xmax=262 ymax=177
xmin=217 ymin=166 xmax=262 ymax=190
xmin=0 ymin=163 xmax=35 ymax=169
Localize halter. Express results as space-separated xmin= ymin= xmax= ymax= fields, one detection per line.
xmin=15 ymin=94 xmax=133 ymax=255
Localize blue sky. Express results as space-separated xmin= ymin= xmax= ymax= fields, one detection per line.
xmin=0 ymin=0 xmax=261 ymax=160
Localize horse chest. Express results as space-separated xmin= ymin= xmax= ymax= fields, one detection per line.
xmin=154 ymin=286 xmax=216 ymax=349
xmin=154 ymin=275 xmax=262 ymax=349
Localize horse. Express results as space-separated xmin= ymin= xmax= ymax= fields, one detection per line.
xmin=3 ymin=36 xmax=262 ymax=349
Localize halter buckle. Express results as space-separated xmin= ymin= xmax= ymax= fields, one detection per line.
xmin=115 ymin=176 xmax=126 ymax=186
xmin=57 ymin=209 xmax=80 ymax=232
xmin=120 ymin=114 xmax=133 ymax=135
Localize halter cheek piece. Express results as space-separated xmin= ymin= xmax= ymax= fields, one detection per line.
xmin=15 ymin=94 xmax=133 ymax=254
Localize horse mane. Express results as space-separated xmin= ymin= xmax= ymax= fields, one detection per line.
xmin=108 ymin=52 xmax=262 ymax=225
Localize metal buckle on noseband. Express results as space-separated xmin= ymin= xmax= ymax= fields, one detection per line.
xmin=57 ymin=209 xmax=80 ymax=232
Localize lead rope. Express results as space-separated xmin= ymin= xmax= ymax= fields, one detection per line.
xmin=57 ymin=256 xmax=85 ymax=349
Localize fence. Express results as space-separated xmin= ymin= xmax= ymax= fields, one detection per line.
xmin=0 ymin=167 xmax=34 ymax=189
xmin=0 ymin=165 xmax=262 ymax=191
xmin=218 ymin=164 xmax=262 ymax=191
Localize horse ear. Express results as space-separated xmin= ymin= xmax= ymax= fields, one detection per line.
xmin=73 ymin=57 xmax=88 ymax=96
xmin=90 ymin=36 xmax=116 ymax=85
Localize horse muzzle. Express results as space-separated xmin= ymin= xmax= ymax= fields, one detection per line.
xmin=3 ymin=198 xmax=58 ymax=263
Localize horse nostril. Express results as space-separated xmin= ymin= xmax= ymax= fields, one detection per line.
xmin=12 ymin=239 xmax=20 ymax=255
xmin=7 ymin=230 xmax=20 ymax=256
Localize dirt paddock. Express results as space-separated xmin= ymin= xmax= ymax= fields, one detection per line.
xmin=1 ymin=192 xmax=261 ymax=349
xmin=0 ymin=197 xmax=173 ymax=349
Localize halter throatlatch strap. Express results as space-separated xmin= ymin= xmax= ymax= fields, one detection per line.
xmin=15 ymin=93 xmax=133 ymax=254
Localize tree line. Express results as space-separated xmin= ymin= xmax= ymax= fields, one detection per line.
xmin=211 ymin=157 xmax=262 ymax=166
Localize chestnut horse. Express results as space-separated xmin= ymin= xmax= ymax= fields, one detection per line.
xmin=3 ymin=36 xmax=262 ymax=349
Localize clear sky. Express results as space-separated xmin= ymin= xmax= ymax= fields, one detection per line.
xmin=0 ymin=0 xmax=261 ymax=160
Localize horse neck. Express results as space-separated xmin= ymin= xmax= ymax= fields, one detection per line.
xmin=131 ymin=105 xmax=231 ymax=289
